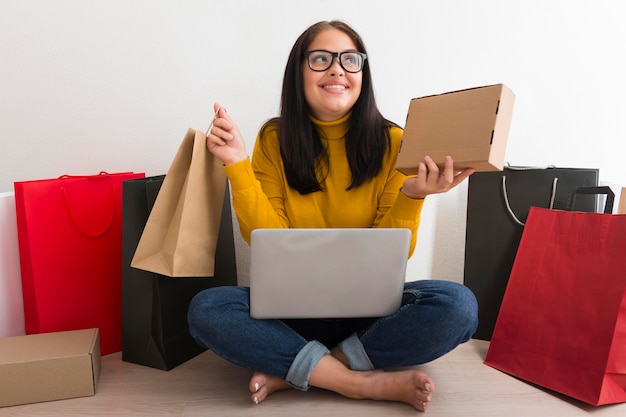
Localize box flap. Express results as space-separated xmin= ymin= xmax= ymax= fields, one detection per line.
xmin=0 ymin=329 xmax=98 ymax=364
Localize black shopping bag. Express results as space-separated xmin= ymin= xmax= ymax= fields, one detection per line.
xmin=122 ymin=175 xmax=237 ymax=370
xmin=464 ymin=166 xmax=598 ymax=340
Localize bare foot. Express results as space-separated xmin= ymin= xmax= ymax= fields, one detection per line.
xmin=310 ymin=355 xmax=435 ymax=412
xmin=248 ymin=357 xmax=435 ymax=412
xmin=362 ymin=369 xmax=434 ymax=412
xmin=249 ymin=371 xmax=291 ymax=404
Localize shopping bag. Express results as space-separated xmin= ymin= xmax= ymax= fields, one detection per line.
xmin=485 ymin=188 xmax=626 ymax=406
xmin=464 ymin=165 xmax=599 ymax=340
xmin=0 ymin=192 xmax=25 ymax=338
xmin=15 ymin=171 xmax=145 ymax=354
xmin=131 ymin=128 xmax=226 ymax=277
xmin=122 ymin=175 xmax=237 ymax=370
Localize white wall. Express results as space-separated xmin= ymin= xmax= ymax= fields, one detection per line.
xmin=2 ymin=0 xmax=624 ymax=285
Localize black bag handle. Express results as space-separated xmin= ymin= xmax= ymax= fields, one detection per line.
xmin=567 ymin=186 xmax=614 ymax=214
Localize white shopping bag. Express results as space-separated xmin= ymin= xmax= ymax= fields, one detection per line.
xmin=0 ymin=191 xmax=25 ymax=338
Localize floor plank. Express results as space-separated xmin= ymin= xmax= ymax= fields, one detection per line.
xmin=2 ymin=340 xmax=625 ymax=416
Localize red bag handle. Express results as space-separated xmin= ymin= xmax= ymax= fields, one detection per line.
xmin=58 ymin=171 xmax=132 ymax=179
xmin=60 ymin=173 xmax=116 ymax=237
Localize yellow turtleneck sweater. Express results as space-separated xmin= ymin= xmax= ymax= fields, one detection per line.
xmin=223 ymin=113 xmax=424 ymax=257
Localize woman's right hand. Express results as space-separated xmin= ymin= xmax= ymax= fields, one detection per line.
xmin=400 ymin=155 xmax=474 ymax=199
xmin=206 ymin=102 xmax=248 ymax=166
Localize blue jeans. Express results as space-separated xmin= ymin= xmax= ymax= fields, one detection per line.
xmin=187 ymin=280 xmax=478 ymax=391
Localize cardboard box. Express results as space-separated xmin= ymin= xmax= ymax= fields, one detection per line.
xmin=396 ymin=84 xmax=515 ymax=174
xmin=0 ymin=328 xmax=101 ymax=407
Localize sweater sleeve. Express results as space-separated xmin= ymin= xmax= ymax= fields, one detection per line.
xmin=372 ymin=126 xmax=425 ymax=257
xmin=222 ymin=129 xmax=290 ymax=243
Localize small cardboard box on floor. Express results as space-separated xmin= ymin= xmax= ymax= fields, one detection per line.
xmin=0 ymin=328 xmax=101 ymax=407
xmin=396 ymin=84 xmax=515 ymax=174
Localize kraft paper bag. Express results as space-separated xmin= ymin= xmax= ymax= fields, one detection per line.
xmin=464 ymin=165 xmax=599 ymax=340
xmin=485 ymin=189 xmax=626 ymax=406
xmin=0 ymin=192 xmax=25 ymax=338
xmin=131 ymin=128 xmax=226 ymax=277
xmin=14 ymin=171 xmax=145 ymax=354
xmin=122 ymin=175 xmax=237 ymax=370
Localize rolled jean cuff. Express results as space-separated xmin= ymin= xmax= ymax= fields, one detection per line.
xmin=285 ymin=340 xmax=330 ymax=391
xmin=339 ymin=333 xmax=375 ymax=371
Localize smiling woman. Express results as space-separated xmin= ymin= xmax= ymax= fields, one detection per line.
xmin=190 ymin=20 xmax=478 ymax=413
xmin=301 ymin=28 xmax=364 ymax=121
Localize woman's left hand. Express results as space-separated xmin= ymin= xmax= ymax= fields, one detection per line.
xmin=400 ymin=155 xmax=474 ymax=199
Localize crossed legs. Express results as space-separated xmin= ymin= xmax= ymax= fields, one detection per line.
xmin=188 ymin=280 xmax=477 ymax=413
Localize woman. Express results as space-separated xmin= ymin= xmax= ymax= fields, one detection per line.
xmin=188 ymin=20 xmax=478 ymax=412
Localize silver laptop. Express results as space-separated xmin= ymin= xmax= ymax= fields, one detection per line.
xmin=249 ymin=228 xmax=411 ymax=319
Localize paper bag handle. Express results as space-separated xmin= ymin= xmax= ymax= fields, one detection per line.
xmin=567 ymin=186 xmax=614 ymax=214
xmin=205 ymin=106 xmax=220 ymax=136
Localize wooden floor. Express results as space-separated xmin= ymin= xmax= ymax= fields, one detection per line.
xmin=2 ymin=339 xmax=625 ymax=416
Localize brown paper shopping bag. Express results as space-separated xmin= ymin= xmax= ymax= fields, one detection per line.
xmin=131 ymin=128 xmax=226 ymax=277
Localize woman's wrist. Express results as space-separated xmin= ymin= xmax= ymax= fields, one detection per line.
xmin=400 ymin=187 xmax=425 ymax=200
xmin=223 ymin=153 xmax=249 ymax=166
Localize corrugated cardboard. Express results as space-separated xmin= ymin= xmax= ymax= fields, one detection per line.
xmin=0 ymin=328 xmax=100 ymax=407
xmin=396 ymin=84 xmax=515 ymax=174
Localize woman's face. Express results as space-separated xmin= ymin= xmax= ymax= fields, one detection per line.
xmin=302 ymin=29 xmax=363 ymax=122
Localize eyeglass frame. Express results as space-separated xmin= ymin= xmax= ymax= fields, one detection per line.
xmin=303 ymin=49 xmax=368 ymax=73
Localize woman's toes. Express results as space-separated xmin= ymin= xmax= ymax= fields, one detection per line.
xmin=248 ymin=371 xmax=292 ymax=404
xmin=249 ymin=372 xmax=268 ymax=404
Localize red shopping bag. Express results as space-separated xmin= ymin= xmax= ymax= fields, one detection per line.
xmin=15 ymin=171 xmax=144 ymax=354
xmin=485 ymin=198 xmax=626 ymax=405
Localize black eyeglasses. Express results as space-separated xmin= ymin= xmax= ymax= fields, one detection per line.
xmin=303 ymin=50 xmax=367 ymax=73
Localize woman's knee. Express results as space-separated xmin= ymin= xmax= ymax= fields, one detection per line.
xmin=439 ymin=281 xmax=479 ymax=339
xmin=405 ymin=280 xmax=478 ymax=338
xmin=187 ymin=286 xmax=249 ymax=334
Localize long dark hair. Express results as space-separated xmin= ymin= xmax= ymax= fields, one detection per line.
xmin=260 ymin=20 xmax=394 ymax=195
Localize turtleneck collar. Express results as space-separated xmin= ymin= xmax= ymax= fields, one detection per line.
xmin=310 ymin=112 xmax=351 ymax=140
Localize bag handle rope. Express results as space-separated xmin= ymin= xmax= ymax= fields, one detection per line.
xmin=500 ymin=164 xmax=558 ymax=227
